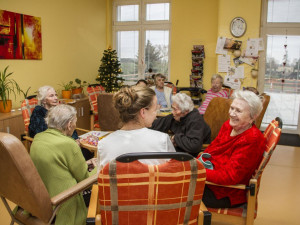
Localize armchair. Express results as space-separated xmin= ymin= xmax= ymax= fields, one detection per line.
xmin=20 ymin=96 xmax=38 ymax=152
xmin=205 ymin=117 xmax=282 ymax=225
xmin=87 ymin=84 xmax=105 ymax=130
xmin=88 ymin=152 xmax=211 ymax=225
xmin=97 ymin=93 xmax=122 ymax=131
xmin=0 ymin=132 xmax=97 ymax=225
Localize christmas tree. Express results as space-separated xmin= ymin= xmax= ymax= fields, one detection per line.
xmin=96 ymin=47 xmax=124 ymax=92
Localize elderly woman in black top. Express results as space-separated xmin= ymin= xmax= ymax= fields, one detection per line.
xmin=151 ymin=92 xmax=211 ymax=157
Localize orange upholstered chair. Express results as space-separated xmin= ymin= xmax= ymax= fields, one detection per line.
xmin=89 ymin=152 xmax=211 ymax=225
xmin=205 ymin=117 xmax=282 ymax=225
xmin=20 ymin=97 xmax=38 ymax=152
xmin=87 ymin=84 xmax=105 ymax=130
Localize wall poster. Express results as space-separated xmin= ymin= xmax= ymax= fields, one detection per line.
xmin=0 ymin=9 xmax=42 ymax=59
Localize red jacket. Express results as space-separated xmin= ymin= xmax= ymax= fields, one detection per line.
xmin=201 ymin=120 xmax=266 ymax=205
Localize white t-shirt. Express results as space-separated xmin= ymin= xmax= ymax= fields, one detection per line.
xmin=97 ymin=128 xmax=176 ymax=173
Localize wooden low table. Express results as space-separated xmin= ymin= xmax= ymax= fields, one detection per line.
xmin=79 ymin=131 xmax=111 ymax=157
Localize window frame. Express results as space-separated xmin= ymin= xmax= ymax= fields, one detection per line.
xmin=112 ymin=0 xmax=171 ymax=83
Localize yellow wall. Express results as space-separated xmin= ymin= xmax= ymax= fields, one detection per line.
xmin=171 ymin=0 xmax=262 ymax=91
xmin=0 ymin=0 xmax=107 ymax=108
xmin=171 ymin=0 xmax=219 ymax=88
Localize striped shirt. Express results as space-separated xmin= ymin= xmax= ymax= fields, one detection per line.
xmin=198 ymin=89 xmax=228 ymax=114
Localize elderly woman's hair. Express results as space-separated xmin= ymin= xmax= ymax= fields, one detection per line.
xmin=243 ymin=86 xmax=259 ymax=95
xmin=136 ymin=79 xmax=148 ymax=86
xmin=232 ymin=90 xmax=263 ymax=119
xmin=37 ymin=85 xmax=55 ymax=105
xmin=113 ymin=86 xmax=156 ymax=123
xmin=155 ymin=73 xmax=166 ymax=80
xmin=172 ymin=93 xmax=194 ymax=113
xmin=46 ymin=104 xmax=77 ymax=131
xmin=211 ymin=74 xmax=224 ymax=83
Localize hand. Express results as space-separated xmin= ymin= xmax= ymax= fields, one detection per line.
xmin=86 ymin=158 xmax=98 ymax=171
xmin=171 ymin=135 xmax=177 ymax=147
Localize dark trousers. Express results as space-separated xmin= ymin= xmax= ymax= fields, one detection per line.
xmin=202 ymin=186 xmax=234 ymax=208
xmin=81 ymin=147 xmax=94 ymax=160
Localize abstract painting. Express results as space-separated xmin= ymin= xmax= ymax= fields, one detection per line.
xmin=0 ymin=9 xmax=42 ymax=59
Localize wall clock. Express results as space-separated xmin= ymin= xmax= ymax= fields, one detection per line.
xmin=230 ymin=17 xmax=247 ymax=38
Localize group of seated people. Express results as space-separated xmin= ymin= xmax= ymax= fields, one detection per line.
xmin=26 ymin=74 xmax=265 ymax=224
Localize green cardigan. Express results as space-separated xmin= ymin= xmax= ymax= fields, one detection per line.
xmin=30 ymin=129 xmax=96 ymax=225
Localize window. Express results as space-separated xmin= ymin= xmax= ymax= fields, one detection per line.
xmin=259 ymin=0 xmax=300 ymax=133
xmin=113 ymin=0 xmax=171 ymax=85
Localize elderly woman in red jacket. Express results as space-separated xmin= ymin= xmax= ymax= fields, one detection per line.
xmin=199 ymin=90 xmax=265 ymax=208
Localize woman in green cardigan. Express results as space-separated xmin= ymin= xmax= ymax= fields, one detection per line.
xmin=30 ymin=104 xmax=97 ymax=225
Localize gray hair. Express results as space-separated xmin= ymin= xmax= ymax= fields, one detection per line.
xmin=172 ymin=93 xmax=194 ymax=112
xmin=37 ymin=85 xmax=56 ymax=105
xmin=231 ymin=90 xmax=263 ymax=119
xmin=211 ymin=74 xmax=224 ymax=83
xmin=45 ymin=104 xmax=77 ymax=132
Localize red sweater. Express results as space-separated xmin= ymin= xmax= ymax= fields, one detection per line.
xmin=201 ymin=120 xmax=265 ymax=205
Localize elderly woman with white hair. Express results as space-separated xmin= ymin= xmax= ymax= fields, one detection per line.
xmin=199 ymin=90 xmax=266 ymax=208
xmin=198 ymin=74 xmax=228 ymax=114
xmin=30 ymin=104 xmax=97 ymax=225
xmin=151 ymin=92 xmax=211 ymax=157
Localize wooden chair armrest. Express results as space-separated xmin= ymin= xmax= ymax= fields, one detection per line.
xmin=205 ymin=181 xmax=247 ymax=190
xmin=198 ymin=201 xmax=211 ymax=225
xmin=87 ymin=184 xmax=99 ymax=218
xmin=22 ymin=135 xmax=33 ymax=142
xmin=51 ymin=174 xmax=97 ymax=206
xmin=76 ymin=127 xmax=91 ymax=133
xmin=95 ymin=214 xmax=102 ymax=225
xmin=202 ymin=143 xmax=209 ymax=149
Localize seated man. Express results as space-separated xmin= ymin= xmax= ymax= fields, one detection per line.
xmin=150 ymin=73 xmax=172 ymax=108
xmin=198 ymin=74 xmax=228 ymax=114
xmin=151 ymin=93 xmax=211 ymax=157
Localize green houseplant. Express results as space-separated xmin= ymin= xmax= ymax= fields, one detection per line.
xmin=0 ymin=66 xmax=21 ymax=113
xmin=72 ymin=78 xmax=87 ymax=94
xmin=59 ymin=81 xmax=73 ymax=99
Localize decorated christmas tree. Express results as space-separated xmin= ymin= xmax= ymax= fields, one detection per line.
xmin=96 ymin=47 xmax=124 ymax=92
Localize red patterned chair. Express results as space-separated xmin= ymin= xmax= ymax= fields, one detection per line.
xmin=87 ymin=84 xmax=105 ymax=130
xmin=88 ymin=152 xmax=211 ymax=225
xmin=205 ymin=117 xmax=282 ymax=225
xmin=20 ymin=96 xmax=38 ymax=152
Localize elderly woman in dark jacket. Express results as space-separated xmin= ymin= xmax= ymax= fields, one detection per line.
xmin=151 ymin=93 xmax=211 ymax=157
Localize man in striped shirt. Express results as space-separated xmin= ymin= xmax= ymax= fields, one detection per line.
xmin=198 ymin=74 xmax=228 ymax=114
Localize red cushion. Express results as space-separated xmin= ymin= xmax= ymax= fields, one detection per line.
xmin=21 ymin=98 xmax=38 ymax=132
xmin=87 ymin=86 xmax=105 ymax=113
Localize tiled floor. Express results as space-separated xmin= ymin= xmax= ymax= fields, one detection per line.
xmin=1 ymin=145 xmax=299 ymax=225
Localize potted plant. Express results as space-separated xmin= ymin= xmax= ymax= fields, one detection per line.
xmin=0 ymin=66 xmax=21 ymax=113
xmin=59 ymin=81 xmax=73 ymax=99
xmin=72 ymin=78 xmax=87 ymax=94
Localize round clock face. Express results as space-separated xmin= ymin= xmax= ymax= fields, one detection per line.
xmin=230 ymin=17 xmax=247 ymax=38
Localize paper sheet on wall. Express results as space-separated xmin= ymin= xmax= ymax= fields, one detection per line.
xmin=218 ymin=54 xmax=230 ymax=73
xmin=224 ymin=75 xmax=241 ymax=90
xmin=227 ymin=66 xmax=244 ymax=79
xmin=239 ymin=56 xmax=258 ymax=66
xmin=245 ymin=39 xmax=259 ymax=57
xmin=215 ymin=37 xmax=227 ymax=55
